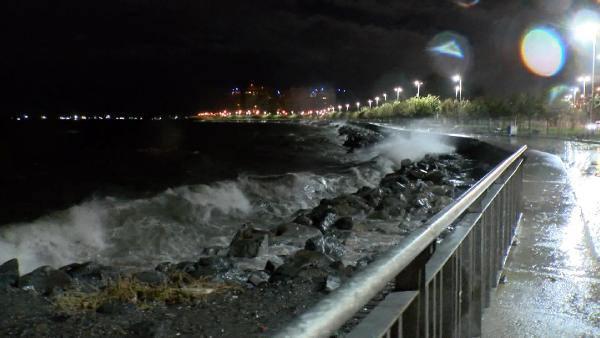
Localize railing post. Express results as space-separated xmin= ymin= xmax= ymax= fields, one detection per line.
xmin=395 ymin=243 xmax=435 ymax=338
xmin=460 ymin=232 xmax=475 ymax=337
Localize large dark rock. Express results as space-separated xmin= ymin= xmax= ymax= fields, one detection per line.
xmin=308 ymin=203 xmax=338 ymax=233
xmin=0 ymin=258 xmax=19 ymax=288
xmin=324 ymin=275 xmax=342 ymax=292
xmin=155 ymin=262 xmax=175 ymax=274
xmin=271 ymin=223 xmax=321 ymax=248
xmin=329 ymin=194 xmax=371 ymax=216
xmin=97 ymin=300 xmax=137 ymax=315
xmin=425 ymin=169 xmax=446 ymax=184
xmin=271 ymin=250 xmax=334 ymax=282
xmin=60 ymin=261 xmax=121 ymax=290
xmin=408 ymin=168 xmax=428 ymax=180
xmin=338 ymin=125 xmax=384 ymax=151
xmin=333 ymin=217 xmax=353 ymax=230
xmin=304 ymin=234 xmax=345 ymax=260
xmin=192 ymin=256 xmax=234 ymax=278
xmin=133 ymin=270 xmax=168 ymax=286
xmin=247 ymin=271 xmax=270 ymax=287
xmin=355 ymin=187 xmax=384 ymax=207
xmin=376 ymin=194 xmax=409 ymax=217
xmin=19 ymin=266 xmax=74 ymax=295
xmin=227 ymin=224 xmax=269 ymax=258
xmin=292 ymin=214 xmax=313 ymax=226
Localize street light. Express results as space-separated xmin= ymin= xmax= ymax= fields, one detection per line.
xmin=356 ymin=102 xmax=361 ymax=111
xmin=394 ymin=87 xmax=403 ymax=100
xmin=337 ymin=105 xmax=342 ymax=113
xmin=455 ymin=85 xmax=460 ymax=100
xmin=345 ymin=104 xmax=350 ymax=112
xmin=383 ymin=93 xmax=387 ymax=101
xmin=578 ymin=75 xmax=591 ymax=99
xmin=414 ymin=81 xmax=423 ymax=97
xmin=573 ymin=87 xmax=580 ymax=106
xmin=573 ymin=18 xmax=600 ymax=122
xmin=452 ymin=74 xmax=462 ymax=101
xmin=375 ymin=96 xmax=380 ymax=106
xmin=368 ymin=99 xmax=373 ymax=108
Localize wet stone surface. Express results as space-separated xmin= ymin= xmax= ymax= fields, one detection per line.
xmin=482 ymin=140 xmax=600 ymax=337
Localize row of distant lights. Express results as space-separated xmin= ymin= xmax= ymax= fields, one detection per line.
xmin=197 ymin=107 xmax=336 ymax=118
xmin=13 ymin=114 xmax=183 ymax=121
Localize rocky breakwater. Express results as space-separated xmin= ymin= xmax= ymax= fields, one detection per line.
xmin=0 ymin=124 xmax=489 ymax=337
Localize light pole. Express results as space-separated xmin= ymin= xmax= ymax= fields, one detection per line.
xmin=452 ymin=74 xmax=462 ymax=101
xmin=574 ymin=20 xmax=599 ymax=122
xmin=383 ymin=93 xmax=387 ymax=101
xmin=394 ymin=87 xmax=403 ymax=100
xmin=345 ymin=104 xmax=350 ymax=112
xmin=578 ymin=75 xmax=591 ymax=99
xmin=375 ymin=96 xmax=380 ymax=106
xmin=414 ymin=81 xmax=423 ymax=97
xmin=356 ymin=102 xmax=360 ymax=111
xmin=338 ymin=105 xmax=342 ymax=113
xmin=368 ymin=99 xmax=373 ymax=108
xmin=573 ymin=87 xmax=580 ymax=107
xmin=455 ymin=86 xmax=460 ymax=100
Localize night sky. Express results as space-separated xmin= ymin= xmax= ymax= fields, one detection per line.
xmin=2 ymin=0 xmax=595 ymax=113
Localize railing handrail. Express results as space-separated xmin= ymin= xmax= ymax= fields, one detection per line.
xmin=275 ymin=144 xmax=528 ymax=338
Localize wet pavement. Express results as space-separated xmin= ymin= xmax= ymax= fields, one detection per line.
xmin=481 ymin=137 xmax=600 ymax=337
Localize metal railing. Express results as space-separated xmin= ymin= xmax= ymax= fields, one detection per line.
xmin=275 ymin=144 xmax=527 ymax=338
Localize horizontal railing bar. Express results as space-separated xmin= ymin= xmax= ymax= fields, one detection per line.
xmin=275 ymin=145 xmax=527 ymax=338
xmin=425 ymin=213 xmax=480 ymax=283
xmin=346 ymin=291 xmax=419 ymax=338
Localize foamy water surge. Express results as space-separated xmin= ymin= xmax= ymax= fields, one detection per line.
xmin=0 ymin=130 xmax=455 ymax=273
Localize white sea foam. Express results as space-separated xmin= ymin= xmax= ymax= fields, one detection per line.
xmin=0 ymin=130 xmax=455 ymax=273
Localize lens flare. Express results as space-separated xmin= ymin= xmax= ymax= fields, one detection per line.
xmin=520 ymin=27 xmax=566 ymax=77
xmin=454 ymin=0 xmax=480 ymax=8
xmin=429 ymin=40 xmax=464 ymax=58
xmin=427 ymin=31 xmax=472 ymax=78
xmin=548 ymin=85 xmax=571 ymax=103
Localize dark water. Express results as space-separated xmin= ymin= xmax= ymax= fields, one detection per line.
xmin=3 ymin=121 xmax=413 ymax=272
xmin=0 ymin=120 xmax=348 ymax=225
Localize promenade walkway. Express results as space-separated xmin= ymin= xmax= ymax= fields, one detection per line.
xmin=482 ymin=140 xmax=600 ymax=337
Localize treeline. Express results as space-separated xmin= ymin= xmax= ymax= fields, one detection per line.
xmin=330 ymin=94 xmax=587 ymax=127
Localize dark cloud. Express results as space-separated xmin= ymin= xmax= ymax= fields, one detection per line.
xmin=0 ymin=0 xmax=592 ymax=112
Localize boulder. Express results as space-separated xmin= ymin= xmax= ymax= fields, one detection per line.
xmin=338 ymin=125 xmax=384 ymax=150
xmin=324 ymin=275 xmax=342 ymax=292
xmin=271 ymin=223 xmax=321 ymax=248
xmin=227 ymin=224 xmax=269 ymax=258
xmin=400 ymin=159 xmax=412 ymax=168
xmin=426 ymin=169 xmax=446 ymax=184
xmin=0 ymin=258 xmax=19 ymax=288
xmin=133 ymin=270 xmax=167 ymax=286
xmin=60 ymin=262 xmax=121 ymax=290
xmin=271 ymin=250 xmax=334 ymax=281
xmin=333 ymin=217 xmax=353 ymax=230
xmin=408 ymin=168 xmax=428 ymax=180
xmin=192 ymin=256 xmax=234 ymax=278
xmin=292 ymin=214 xmax=313 ymax=227
xmin=308 ymin=203 xmax=338 ymax=233
xmin=19 ymin=266 xmax=73 ymax=295
xmin=97 ymin=300 xmax=137 ymax=315
xmin=248 ymin=271 xmax=270 ymax=287
xmin=305 ymin=235 xmax=345 ymax=260
xmin=155 ymin=262 xmax=175 ymax=274
xmin=329 ymin=194 xmax=371 ymax=216
xmin=265 ymin=257 xmax=284 ymax=274
xmin=355 ymin=187 xmax=384 ymax=207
